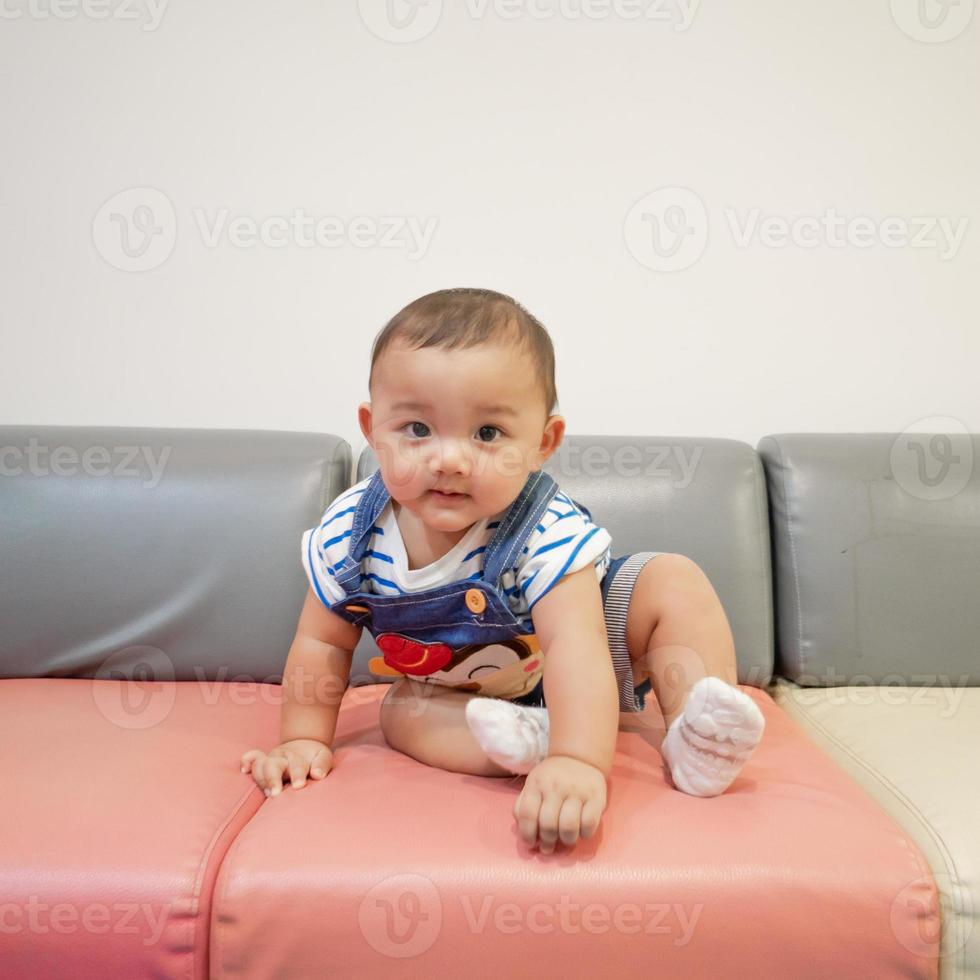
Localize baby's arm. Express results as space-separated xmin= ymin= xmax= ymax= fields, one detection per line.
xmin=241 ymin=588 xmax=362 ymax=794
xmin=530 ymin=565 xmax=620 ymax=777
xmin=281 ymin=588 xmax=362 ymax=742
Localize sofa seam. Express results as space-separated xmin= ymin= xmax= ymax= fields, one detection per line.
xmin=198 ymin=784 xmax=264 ymax=980
xmin=776 ymin=682 xmax=959 ymax=974
xmin=768 ymin=437 xmax=805 ymax=679
xmin=748 ymin=447 xmax=774 ymax=687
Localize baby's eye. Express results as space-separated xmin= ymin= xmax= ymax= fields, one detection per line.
xmin=401 ymin=422 xmax=501 ymax=442
xmin=476 ymin=425 xmax=502 ymax=443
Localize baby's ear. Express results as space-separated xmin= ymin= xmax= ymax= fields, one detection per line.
xmin=357 ymin=402 xmax=373 ymax=443
xmin=540 ymin=413 xmax=566 ymax=460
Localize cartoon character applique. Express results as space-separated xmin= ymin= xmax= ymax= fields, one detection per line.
xmin=368 ymin=631 xmax=544 ymax=701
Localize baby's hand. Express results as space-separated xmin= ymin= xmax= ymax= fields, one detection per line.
xmin=240 ymin=738 xmax=334 ymax=797
xmin=513 ymin=755 xmax=608 ymax=853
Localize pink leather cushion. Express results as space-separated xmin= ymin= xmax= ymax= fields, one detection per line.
xmin=0 ymin=677 xmax=276 ymax=980
xmin=213 ymin=684 xmax=940 ymax=979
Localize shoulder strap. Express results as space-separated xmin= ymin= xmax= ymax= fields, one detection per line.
xmin=481 ymin=469 xmax=560 ymax=585
xmin=333 ymin=469 xmax=389 ymax=593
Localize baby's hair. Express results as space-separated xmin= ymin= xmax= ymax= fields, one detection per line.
xmin=368 ymin=288 xmax=558 ymax=417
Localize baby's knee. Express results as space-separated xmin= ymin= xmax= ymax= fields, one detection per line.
xmin=379 ymin=679 xmax=515 ymax=778
xmin=379 ymin=677 xmax=424 ymax=742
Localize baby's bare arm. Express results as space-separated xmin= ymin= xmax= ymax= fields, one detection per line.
xmin=530 ymin=566 xmax=620 ymax=778
xmin=241 ymin=589 xmax=362 ymax=793
xmin=280 ymin=588 xmax=362 ymax=745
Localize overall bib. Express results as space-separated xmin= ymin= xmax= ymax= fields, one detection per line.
xmin=326 ymin=468 xmax=659 ymax=713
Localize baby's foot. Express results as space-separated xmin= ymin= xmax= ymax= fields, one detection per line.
xmin=465 ymin=697 xmax=550 ymax=775
xmin=661 ymin=676 xmax=765 ymax=797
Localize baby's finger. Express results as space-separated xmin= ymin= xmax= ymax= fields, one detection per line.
xmin=240 ymin=749 xmax=263 ymax=774
xmin=557 ymin=796 xmax=584 ymax=847
xmin=535 ymin=793 xmax=563 ymax=854
xmin=252 ymin=755 xmax=273 ymax=791
xmin=309 ymin=747 xmax=333 ymax=779
xmin=288 ymin=757 xmax=308 ymax=790
xmin=579 ymin=794 xmax=605 ymax=840
xmin=263 ymin=755 xmax=289 ymax=797
xmin=514 ymin=785 xmax=542 ymax=848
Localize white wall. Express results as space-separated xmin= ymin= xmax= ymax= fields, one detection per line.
xmin=2 ymin=0 xmax=977 ymax=460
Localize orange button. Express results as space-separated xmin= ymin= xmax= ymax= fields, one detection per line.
xmin=465 ymin=588 xmax=486 ymax=614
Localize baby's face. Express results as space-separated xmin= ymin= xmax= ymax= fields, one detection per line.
xmin=359 ymin=340 xmax=564 ymax=533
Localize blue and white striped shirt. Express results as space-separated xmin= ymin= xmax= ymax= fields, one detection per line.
xmin=301 ymin=475 xmax=612 ymax=623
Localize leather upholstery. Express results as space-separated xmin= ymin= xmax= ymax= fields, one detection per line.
xmin=213 ymin=682 xmax=939 ymax=979
xmin=768 ymin=678 xmax=978 ymax=980
xmin=759 ymin=432 xmax=980 ymax=980
xmin=0 ymin=425 xmax=350 ymax=681
xmin=0 ymin=426 xmax=948 ymax=978
xmin=757 ymin=433 xmax=980 ymax=685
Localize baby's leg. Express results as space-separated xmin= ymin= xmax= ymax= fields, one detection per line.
xmin=379 ymin=676 xmax=522 ymax=778
xmin=626 ymin=554 xmax=764 ymax=796
xmin=626 ymin=554 xmax=739 ymax=723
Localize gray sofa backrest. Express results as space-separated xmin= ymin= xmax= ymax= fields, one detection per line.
xmin=0 ymin=426 xmax=350 ymax=681
xmin=352 ymin=435 xmax=774 ymax=688
xmin=758 ymin=433 xmax=980 ymax=687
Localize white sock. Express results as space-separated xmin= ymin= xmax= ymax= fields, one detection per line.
xmin=465 ymin=697 xmax=550 ymax=775
xmin=661 ymin=676 xmax=765 ymax=797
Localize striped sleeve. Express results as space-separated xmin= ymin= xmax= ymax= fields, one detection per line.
xmin=300 ymin=483 xmax=365 ymax=609
xmin=513 ymin=491 xmax=612 ymax=612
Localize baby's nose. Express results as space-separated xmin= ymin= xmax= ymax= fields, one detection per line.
xmin=432 ymin=439 xmax=471 ymax=473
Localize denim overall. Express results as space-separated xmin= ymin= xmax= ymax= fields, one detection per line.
xmin=326 ymin=468 xmax=653 ymax=711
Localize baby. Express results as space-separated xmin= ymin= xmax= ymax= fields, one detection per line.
xmin=241 ymin=287 xmax=765 ymax=852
